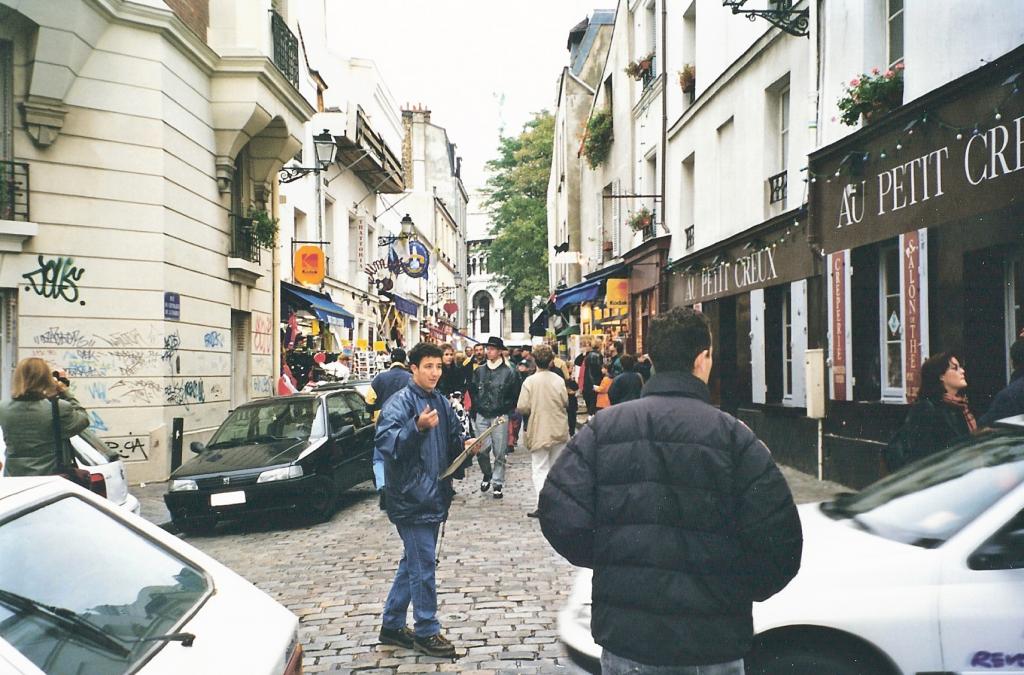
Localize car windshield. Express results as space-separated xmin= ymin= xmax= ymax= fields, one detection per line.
xmin=207 ymin=399 xmax=323 ymax=448
xmin=0 ymin=496 xmax=210 ymax=672
xmin=821 ymin=430 xmax=1024 ymax=547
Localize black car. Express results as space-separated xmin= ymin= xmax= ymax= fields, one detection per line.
xmin=164 ymin=388 xmax=374 ymax=532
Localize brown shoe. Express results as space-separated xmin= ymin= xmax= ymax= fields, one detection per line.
xmin=413 ymin=632 xmax=456 ymax=658
xmin=379 ymin=626 xmax=415 ymax=649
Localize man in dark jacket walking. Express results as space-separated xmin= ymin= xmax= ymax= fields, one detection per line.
xmin=469 ymin=336 xmax=519 ymax=498
xmin=370 ymin=349 xmax=413 ymax=496
xmin=376 ymin=343 xmax=477 ymax=658
xmin=980 ymin=337 xmax=1024 ymax=426
xmin=539 ymin=308 xmax=802 ymax=673
xmin=582 ymin=338 xmax=604 ymax=416
xmin=608 ymin=354 xmax=643 ymax=405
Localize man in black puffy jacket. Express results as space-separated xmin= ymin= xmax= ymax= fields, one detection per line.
xmin=539 ymin=307 xmax=802 ymax=673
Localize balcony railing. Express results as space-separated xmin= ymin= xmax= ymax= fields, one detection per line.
xmin=230 ymin=214 xmax=261 ymax=264
xmin=0 ymin=160 xmax=29 ymax=221
xmin=271 ymin=10 xmax=299 ymax=88
xmin=642 ymin=55 xmax=658 ymax=90
xmin=685 ymin=225 xmax=695 ymax=251
xmin=642 ymin=223 xmax=658 ymax=241
xmin=768 ymin=170 xmax=788 ymax=205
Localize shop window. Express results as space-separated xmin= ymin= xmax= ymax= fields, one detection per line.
xmin=764 ymin=286 xmax=785 ymax=403
xmin=849 ymin=240 xmax=903 ymax=402
xmin=1007 ymin=256 xmax=1024 ymax=377
xmin=880 ymin=244 xmax=904 ymax=399
xmin=886 ymin=0 xmax=904 ymax=69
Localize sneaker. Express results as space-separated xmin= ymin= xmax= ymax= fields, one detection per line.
xmin=379 ymin=626 xmax=415 ymax=649
xmin=413 ymin=632 xmax=456 ymax=658
xmin=493 ymin=485 xmax=503 ymax=499
xmin=480 ymin=478 xmax=491 ymax=493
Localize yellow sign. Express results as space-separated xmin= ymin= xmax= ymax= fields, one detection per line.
xmin=605 ymin=278 xmax=629 ymax=310
xmin=356 ymin=338 xmax=368 ymax=349
xmin=373 ymin=340 xmax=387 ymax=352
xmin=293 ymin=245 xmax=326 ymax=285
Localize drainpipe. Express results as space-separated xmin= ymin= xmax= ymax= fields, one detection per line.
xmin=272 ymin=179 xmax=281 ymax=389
xmin=659 ymin=0 xmax=669 ymax=313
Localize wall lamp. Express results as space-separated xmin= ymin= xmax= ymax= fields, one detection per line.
xmin=378 ymin=213 xmax=416 ymax=246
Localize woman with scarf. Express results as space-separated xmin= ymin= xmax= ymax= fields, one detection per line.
xmin=887 ymin=351 xmax=976 ymax=471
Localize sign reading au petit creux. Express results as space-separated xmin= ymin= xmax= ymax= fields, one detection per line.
xmin=814 ymin=69 xmax=1024 ymax=255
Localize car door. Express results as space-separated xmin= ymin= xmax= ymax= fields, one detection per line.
xmin=325 ymin=393 xmax=365 ymax=490
xmin=938 ymin=487 xmax=1024 ymax=674
xmin=342 ymin=391 xmax=375 ymax=480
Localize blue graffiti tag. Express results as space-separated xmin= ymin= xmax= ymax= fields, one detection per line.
xmin=203 ymin=331 xmax=224 ymax=349
xmin=88 ymin=411 xmax=108 ymax=432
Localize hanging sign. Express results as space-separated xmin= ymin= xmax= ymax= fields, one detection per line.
xmin=404 ymin=240 xmax=430 ymax=278
xmin=294 ymin=245 xmax=326 ymax=285
xmin=443 ymin=301 xmax=459 ymax=316
xmin=605 ymin=278 xmax=629 ymax=311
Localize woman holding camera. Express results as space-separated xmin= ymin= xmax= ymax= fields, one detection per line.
xmin=0 ymin=358 xmax=90 ymax=477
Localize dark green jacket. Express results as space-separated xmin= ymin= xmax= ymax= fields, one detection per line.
xmin=0 ymin=395 xmax=90 ymax=476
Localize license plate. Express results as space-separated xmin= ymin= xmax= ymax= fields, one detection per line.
xmin=210 ymin=491 xmax=246 ymax=507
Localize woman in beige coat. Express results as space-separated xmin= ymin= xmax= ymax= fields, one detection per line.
xmin=516 ymin=345 xmax=568 ymax=518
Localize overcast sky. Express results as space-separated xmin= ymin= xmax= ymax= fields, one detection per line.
xmin=328 ymin=0 xmax=609 ymax=190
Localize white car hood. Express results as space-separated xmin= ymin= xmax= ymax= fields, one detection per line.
xmin=754 ymin=502 xmax=940 ymax=632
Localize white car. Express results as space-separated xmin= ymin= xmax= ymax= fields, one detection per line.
xmin=0 ymin=476 xmax=302 ymax=674
xmin=558 ymin=415 xmax=1024 ymax=675
xmin=0 ymin=428 xmax=140 ymax=516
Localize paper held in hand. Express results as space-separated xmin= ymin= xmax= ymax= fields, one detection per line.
xmin=439 ymin=415 xmax=507 ymax=480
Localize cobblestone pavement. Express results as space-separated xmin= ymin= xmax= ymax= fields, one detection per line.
xmin=135 ymin=446 xmax=843 ymax=674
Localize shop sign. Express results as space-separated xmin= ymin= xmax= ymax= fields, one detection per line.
xmin=829 ymin=251 xmax=850 ymax=401
xmin=605 ymin=278 xmax=629 ymax=311
xmin=901 ymin=229 xmax=929 ymax=402
xmin=814 ymin=60 xmax=1024 ymax=254
xmin=404 ymin=241 xmax=430 ymax=279
xmin=294 ymin=245 xmax=325 ymax=285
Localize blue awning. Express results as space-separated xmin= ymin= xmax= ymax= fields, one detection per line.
xmin=555 ymin=279 xmax=601 ymax=310
xmin=383 ymin=291 xmax=419 ymax=317
xmin=281 ymin=282 xmax=354 ymax=329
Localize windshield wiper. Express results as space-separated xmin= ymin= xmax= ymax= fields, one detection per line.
xmin=134 ymin=632 xmax=196 ymax=647
xmin=0 ymin=589 xmax=130 ymax=657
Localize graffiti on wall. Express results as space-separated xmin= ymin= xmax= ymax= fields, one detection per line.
xmin=22 ymin=255 xmax=86 ymax=305
xmin=104 ymin=435 xmax=149 ymax=463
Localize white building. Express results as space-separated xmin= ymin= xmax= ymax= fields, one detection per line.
xmin=0 ymin=0 xmax=312 ymax=482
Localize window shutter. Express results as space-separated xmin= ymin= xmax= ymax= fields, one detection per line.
xmin=790 ymin=279 xmax=808 ymax=407
xmin=750 ymin=288 xmax=766 ymax=404
xmin=612 ymin=180 xmax=622 ymax=255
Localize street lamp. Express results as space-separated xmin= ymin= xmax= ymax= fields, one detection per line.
xmin=279 ymin=129 xmax=338 ymax=243
xmin=378 ymin=213 xmax=417 ymax=247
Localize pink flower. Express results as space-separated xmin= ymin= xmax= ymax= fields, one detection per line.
xmin=884 ymin=70 xmax=894 ymax=78
xmin=894 ymin=62 xmax=905 ymax=70
xmin=850 ymin=78 xmax=861 ymax=87
xmin=871 ymin=67 xmax=880 ymax=75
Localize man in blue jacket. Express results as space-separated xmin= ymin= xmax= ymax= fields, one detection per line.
xmin=376 ymin=342 xmax=477 ymax=658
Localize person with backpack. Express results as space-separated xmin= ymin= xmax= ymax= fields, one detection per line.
xmin=608 ymin=354 xmax=644 ymax=405
xmin=886 ymin=351 xmax=976 ymax=472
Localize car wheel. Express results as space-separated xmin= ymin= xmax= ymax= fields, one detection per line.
xmin=746 ymin=643 xmax=890 ymax=675
xmin=308 ymin=475 xmax=337 ymax=523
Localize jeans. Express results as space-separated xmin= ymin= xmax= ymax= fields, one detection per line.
xmin=530 ymin=443 xmax=565 ymax=502
xmin=601 ymin=651 xmax=745 ymax=675
xmin=382 ymin=522 xmax=440 ymax=637
xmin=474 ymin=413 xmax=509 ymax=486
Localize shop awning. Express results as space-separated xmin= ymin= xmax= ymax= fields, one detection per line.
xmin=281 ymin=282 xmax=354 ymax=328
xmin=556 ymin=324 xmax=581 ymax=338
xmin=383 ymin=291 xmax=419 ymax=317
xmin=555 ymin=279 xmax=601 ymax=310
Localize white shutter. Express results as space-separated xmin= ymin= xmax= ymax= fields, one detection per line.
xmin=597 ymin=190 xmax=604 ymax=257
xmin=750 ymin=288 xmax=766 ymax=404
xmin=612 ymin=180 xmax=622 ymax=256
xmin=827 ymin=251 xmax=853 ymax=401
xmin=790 ymin=279 xmax=808 ymax=407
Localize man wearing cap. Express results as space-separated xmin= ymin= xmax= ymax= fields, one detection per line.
xmin=469 ymin=336 xmax=519 ymax=499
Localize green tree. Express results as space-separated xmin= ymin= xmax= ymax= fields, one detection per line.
xmin=483 ymin=110 xmax=553 ymax=306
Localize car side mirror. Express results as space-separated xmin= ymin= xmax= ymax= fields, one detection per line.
xmin=969 ymin=529 xmax=1024 ymax=571
xmin=190 ymin=441 xmax=205 ymax=454
xmin=331 ymin=424 xmax=355 ymax=442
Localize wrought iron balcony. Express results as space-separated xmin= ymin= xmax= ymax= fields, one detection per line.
xmin=642 ymin=223 xmax=658 ymax=241
xmin=768 ymin=170 xmax=788 ymax=204
xmin=642 ymin=55 xmax=658 ymax=90
xmin=230 ymin=213 xmax=261 ymax=264
xmin=271 ymin=10 xmax=299 ymax=88
xmin=0 ymin=160 xmax=29 ymax=221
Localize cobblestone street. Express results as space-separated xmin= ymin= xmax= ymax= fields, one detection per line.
xmin=138 ymin=442 xmax=842 ymax=674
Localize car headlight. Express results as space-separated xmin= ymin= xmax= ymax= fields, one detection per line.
xmin=169 ymin=479 xmax=198 ymax=492
xmin=257 ymin=465 xmax=304 ymax=483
